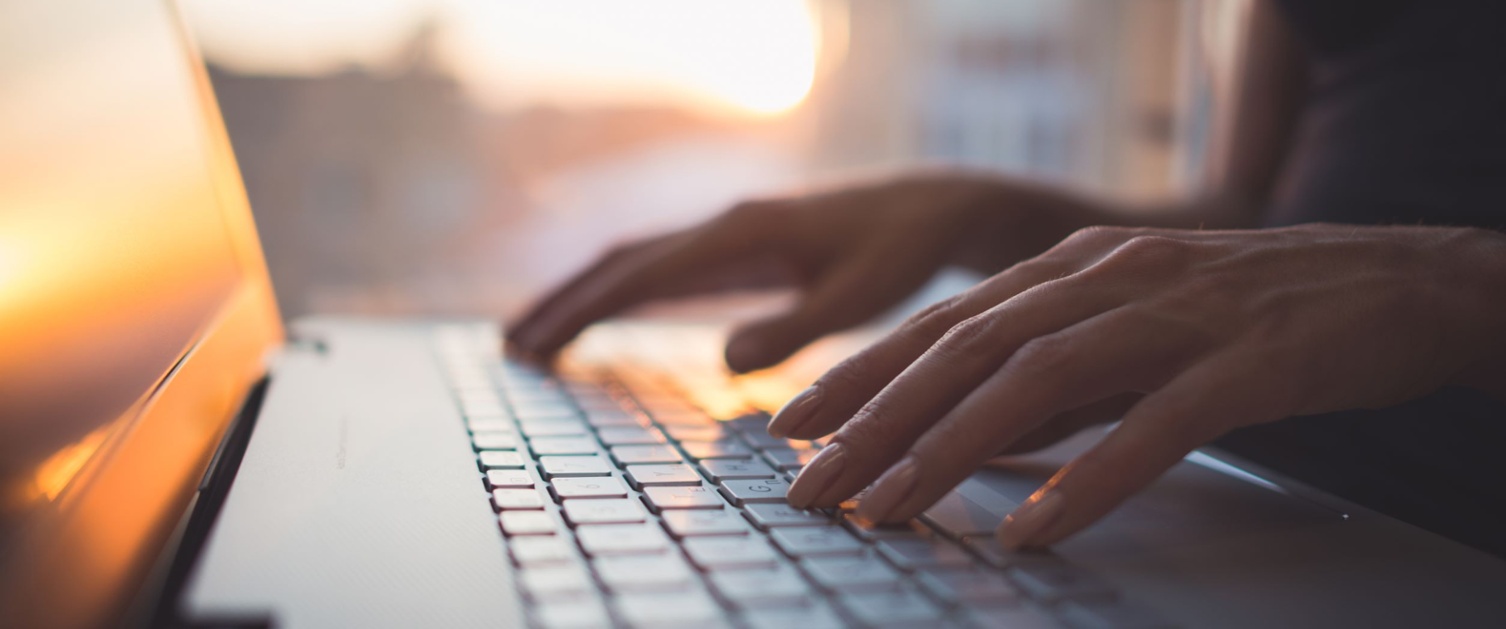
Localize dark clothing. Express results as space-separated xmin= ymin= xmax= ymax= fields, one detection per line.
xmin=1215 ymin=0 xmax=1506 ymax=558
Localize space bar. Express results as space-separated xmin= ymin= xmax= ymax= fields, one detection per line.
xmin=920 ymin=478 xmax=1020 ymax=538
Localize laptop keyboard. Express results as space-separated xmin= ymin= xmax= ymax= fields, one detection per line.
xmin=435 ymin=325 xmax=1171 ymax=629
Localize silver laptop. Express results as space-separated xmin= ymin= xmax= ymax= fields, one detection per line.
xmin=3 ymin=1 xmax=1505 ymax=628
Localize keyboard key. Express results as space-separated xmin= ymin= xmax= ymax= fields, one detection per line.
xmin=462 ymin=399 xmax=508 ymax=417
xmin=471 ymin=431 xmax=519 ymax=450
xmin=965 ymin=605 xmax=1060 ymax=629
xmin=917 ymin=568 xmax=1020 ymax=606
xmin=739 ymin=431 xmax=799 ymax=450
xmin=518 ymin=418 xmax=590 ymax=437
xmin=531 ymin=600 xmax=611 ymax=629
xmin=500 ymin=511 xmax=558 ymax=536
xmin=510 ymin=400 xmax=579 ymax=421
xmin=1009 ymin=562 xmax=1118 ymax=603
xmin=597 ymin=426 xmax=667 ymax=445
xmin=662 ymin=424 xmax=735 ymax=442
xmin=762 ymin=447 xmax=818 ymax=471
xmin=802 ymin=554 xmax=904 ymax=592
xmin=700 ymin=458 xmax=778 ymax=483
xmin=612 ymin=445 xmax=684 ymax=466
xmin=530 ymin=437 xmax=600 ymax=456
xmin=964 ymin=538 xmax=1041 ymax=568
xmin=595 ymin=554 xmax=695 ymax=592
xmin=921 ymin=489 xmax=1003 ymax=538
xmin=644 ymin=485 xmax=726 ymax=510
xmin=492 ymin=488 xmax=546 ymax=510
xmin=466 ymin=418 xmax=515 ymax=433
xmin=719 ymin=478 xmax=791 ymax=505
xmin=744 ymin=503 xmax=832 ymax=529
xmin=583 ymin=407 xmax=648 ymax=428
xmin=539 ymin=455 xmax=612 ymax=478
xmin=875 ymin=538 xmax=976 ymax=571
xmin=509 ymin=536 xmax=576 ymax=566
xmin=1057 ymin=600 xmax=1172 ymax=629
xmin=615 ymin=590 xmax=723 ymax=626
xmin=551 ymin=476 xmax=629 ymax=500
xmin=575 ymin=523 xmax=669 ymax=555
xmin=770 ymin=526 xmax=864 ymax=557
xmin=479 ymin=451 xmax=526 ymax=471
xmin=647 ymin=409 xmax=715 ymax=427
xmin=563 ymin=498 xmax=647 ymax=525
xmin=683 ymin=536 xmax=780 ymax=569
xmin=838 ymin=589 xmax=946 ymax=625
xmin=841 ymin=513 xmax=932 ymax=541
xmin=624 ymin=464 xmax=701 ymax=488
xmin=681 ymin=441 xmax=754 ymax=461
xmin=709 ymin=565 xmax=813 ymax=606
xmin=519 ymin=565 xmax=593 ymax=600
xmin=661 ymin=509 xmax=751 ymax=538
xmin=742 ymin=605 xmax=845 ymax=629
xmin=485 ymin=469 xmax=534 ymax=488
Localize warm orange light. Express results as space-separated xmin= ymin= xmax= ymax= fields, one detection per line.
xmin=30 ymin=423 xmax=115 ymax=502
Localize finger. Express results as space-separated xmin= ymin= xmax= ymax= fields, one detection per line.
xmin=508 ymin=232 xmax=676 ymax=351
xmin=784 ymin=275 xmax=1149 ymax=509
xmin=852 ymin=306 xmax=1207 ymax=522
xmin=510 ymin=205 xmax=785 ymax=356
xmin=767 ymin=225 xmax=1153 ymax=440
xmin=724 ymin=229 xmax=950 ymax=373
xmin=997 ymin=349 xmax=1291 ymax=550
xmin=995 ymin=392 xmax=1140 ymax=456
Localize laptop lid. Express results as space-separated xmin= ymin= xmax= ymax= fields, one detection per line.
xmin=0 ymin=1 xmax=282 ymax=626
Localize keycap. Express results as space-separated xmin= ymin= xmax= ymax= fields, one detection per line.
xmin=594 ymin=554 xmax=695 ymax=592
xmin=583 ymin=407 xmax=648 ymax=428
xmin=500 ymin=511 xmax=558 ymax=536
xmin=615 ymin=590 xmax=723 ymax=626
xmin=661 ymin=509 xmax=750 ymax=538
xmin=802 ymin=554 xmax=904 ymax=592
xmin=742 ymin=604 xmax=846 ymax=629
xmin=965 ymin=605 xmax=1060 ymax=629
xmin=539 ymin=455 xmax=611 ymax=478
xmin=479 ymin=451 xmax=526 ymax=471
xmin=519 ymin=565 xmax=592 ymax=600
xmin=700 ymin=458 xmax=778 ymax=483
xmin=509 ymin=536 xmax=576 ymax=566
xmin=922 ymin=498 xmax=1002 ymax=539
xmin=838 ymin=589 xmax=946 ymax=624
xmin=647 ymin=409 xmax=715 ymax=427
xmin=467 ymin=418 xmax=515 ymax=433
xmin=550 ymin=476 xmax=629 ymax=500
xmin=463 ymin=399 xmax=508 ymax=417
xmin=723 ymin=414 xmax=773 ymax=434
xmin=1010 ymin=562 xmax=1118 ymax=603
xmin=841 ymin=513 xmax=932 ymax=542
xmin=875 ymin=538 xmax=976 ymax=571
xmin=744 ymin=503 xmax=832 ymax=529
xmin=531 ymin=600 xmax=611 ymax=629
xmin=683 ymin=536 xmax=780 ymax=569
xmin=530 ymin=437 xmax=599 ymax=456
xmin=918 ymin=568 xmax=1020 ymax=606
xmin=1057 ymin=600 xmax=1172 ymax=629
xmin=597 ymin=426 xmax=666 ymax=445
xmin=739 ymin=431 xmax=800 ymax=450
xmin=681 ymin=441 xmax=754 ymax=461
xmin=563 ymin=498 xmax=647 ymax=525
xmin=762 ymin=447 xmax=818 ymax=471
xmin=624 ymin=464 xmax=701 ymax=488
xmin=486 ymin=469 xmax=534 ymax=488
xmin=770 ymin=526 xmax=864 ymax=557
xmin=709 ymin=565 xmax=813 ymax=606
xmin=644 ymin=485 xmax=726 ymax=510
xmin=575 ymin=523 xmax=669 ymax=555
xmin=611 ymin=445 xmax=684 ymax=466
xmin=471 ymin=431 xmax=519 ymax=450
xmin=492 ymin=488 xmax=546 ymax=510
xmin=509 ymin=400 xmax=579 ymax=421
xmin=518 ymin=418 xmax=590 ymax=437
xmin=719 ymin=478 xmax=791 ymax=505
xmin=662 ymin=424 xmax=735 ymax=442
xmin=964 ymin=538 xmax=1043 ymax=568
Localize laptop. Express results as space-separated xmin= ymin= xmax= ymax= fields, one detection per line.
xmin=3 ymin=1 xmax=1505 ymax=627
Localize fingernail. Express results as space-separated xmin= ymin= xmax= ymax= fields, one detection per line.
xmin=786 ymin=443 xmax=845 ymax=507
xmin=857 ymin=455 xmax=919 ymax=522
xmin=768 ymin=386 xmax=821 ymax=438
xmin=997 ymin=490 xmax=1064 ymax=551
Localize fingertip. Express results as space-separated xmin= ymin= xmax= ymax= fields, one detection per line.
xmin=724 ymin=331 xmax=785 ymax=374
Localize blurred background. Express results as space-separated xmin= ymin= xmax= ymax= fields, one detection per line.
xmin=180 ymin=0 xmax=1234 ymax=320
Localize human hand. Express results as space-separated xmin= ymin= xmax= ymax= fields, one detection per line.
xmin=772 ymin=224 xmax=1506 ymax=549
xmin=507 ymin=171 xmax=1090 ymax=372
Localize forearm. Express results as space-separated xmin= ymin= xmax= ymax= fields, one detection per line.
xmin=1448 ymin=228 xmax=1506 ymax=403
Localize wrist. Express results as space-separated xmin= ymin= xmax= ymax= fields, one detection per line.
xmin=1448 ymin=228 xmax=1506 ymax=401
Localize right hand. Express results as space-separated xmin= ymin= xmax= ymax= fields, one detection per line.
xmin=506 ymin=171 xmax=1095 ymax=373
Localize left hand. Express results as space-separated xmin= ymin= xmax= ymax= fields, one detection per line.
xmin=771 ymin=223 xmax=1506 ymax=549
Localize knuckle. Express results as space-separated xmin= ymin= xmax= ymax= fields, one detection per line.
xmin=1003 ymin=333 xmax=1077 ymax=380
xmin=1097 ymin=235 xmax=1198 ymax=273
xmin=1061 ymin=225 xmax=1133 ymax=250
xmin=934 ymin=314 xmax=997 ymax=359
xmin=903 ymin=294 xmax=967 ymax=340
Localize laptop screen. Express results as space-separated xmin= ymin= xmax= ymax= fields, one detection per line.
xmin=0 ymin=2 xmax=245 ymax=518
